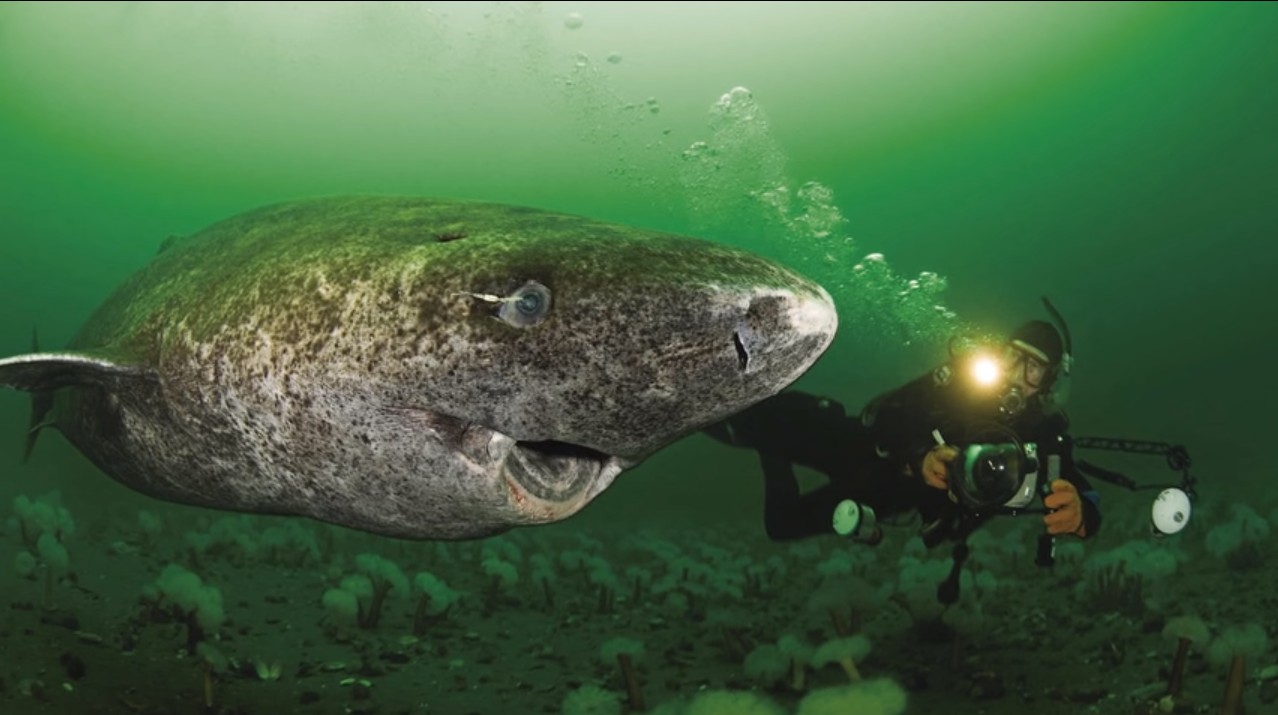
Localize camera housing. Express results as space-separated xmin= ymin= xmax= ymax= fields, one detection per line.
xmin=949 ymin=440 xmax=1043 ymax=512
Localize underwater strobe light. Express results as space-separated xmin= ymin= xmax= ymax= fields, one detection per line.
xmin=1150 ymin=487 xmax=1192 ymax=537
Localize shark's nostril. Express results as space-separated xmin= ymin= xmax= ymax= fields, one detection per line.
xmin=746 ymin=294 xmax=786 ymax=326
xmin=732 ymin=331 xmax=750 ymax=372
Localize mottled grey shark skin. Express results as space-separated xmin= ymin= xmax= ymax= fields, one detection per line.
xmin=0 ymin=196 xmax=838 ymax=539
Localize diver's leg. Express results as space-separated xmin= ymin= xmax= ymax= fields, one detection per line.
xmin=705 ymin=391 xmax=857 ymax=475
xmin=759 ymin=452 xmax=851 ymax=541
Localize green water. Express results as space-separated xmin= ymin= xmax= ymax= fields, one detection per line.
xmin=1 ymin=3 xmax=1275 ymax=714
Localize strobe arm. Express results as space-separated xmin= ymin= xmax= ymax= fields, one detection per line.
xmin=1071 ymin=437 xmax=1197 ymax=498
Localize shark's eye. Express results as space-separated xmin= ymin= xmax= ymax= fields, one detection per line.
xmin=499 ymin=281 xmax=552 ymax=327
xmin=516 ymin=291 xmax=543 ymax=315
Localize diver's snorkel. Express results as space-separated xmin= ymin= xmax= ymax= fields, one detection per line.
xmin=1039 ymin=296 xmax=1073 ymax=412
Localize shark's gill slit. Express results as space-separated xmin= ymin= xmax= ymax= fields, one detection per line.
xmin=732 ymin=331 xmax=750 ymax=372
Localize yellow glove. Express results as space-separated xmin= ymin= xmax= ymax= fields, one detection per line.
xmin=1043 ymin=479 xmax=1087 ymax=537
xmin=921 ymin=445 xmax=959 ymax=491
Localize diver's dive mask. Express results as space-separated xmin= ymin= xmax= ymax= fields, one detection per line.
xmin=1005 ymin=345 xmax=1050 ymax=388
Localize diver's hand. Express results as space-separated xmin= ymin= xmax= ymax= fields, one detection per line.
xmin=921 ymin=445 xmax=959 ymax=490
xmin=1043 ymin=479 xmax=1087 ymax=537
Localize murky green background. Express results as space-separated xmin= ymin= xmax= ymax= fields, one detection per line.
xmin=1 ymin=1 xmax=1274 ymax=527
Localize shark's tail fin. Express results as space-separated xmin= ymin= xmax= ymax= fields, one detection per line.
xmin=23 ymin=327 xmax=55 ymax=463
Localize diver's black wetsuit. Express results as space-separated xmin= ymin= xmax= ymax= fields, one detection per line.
xmin=705 ymin=361 xmax=1102 ymax=543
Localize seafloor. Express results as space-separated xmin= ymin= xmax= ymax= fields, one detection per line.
xmin=1 ymin=486 xmax=1274 ymax=715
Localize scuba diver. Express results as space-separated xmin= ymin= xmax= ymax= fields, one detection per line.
xmin=704 ymin=301 xmax=1101 ymax=552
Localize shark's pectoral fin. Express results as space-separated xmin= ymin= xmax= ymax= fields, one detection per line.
xmin=0 ymin=350 xmax=153 ymax=392
xmin=374 ymin=405 xmax=623 ymax=528
xmin=378 ymin=406 xmax=499 ymax=467
xmin=0 ymin=349 xmax=156 ymax=461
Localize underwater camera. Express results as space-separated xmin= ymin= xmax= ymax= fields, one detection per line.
xmin=939 ymin=423 xmax=1050 ymax=515
xmin=941 ymin=427 xmax=1200 ymax=537
xmin=950 ymin=440 xmax=1041 ymax=512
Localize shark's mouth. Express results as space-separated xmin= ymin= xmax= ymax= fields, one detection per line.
xmin=506 ymin=439 xmax=626 ymax=507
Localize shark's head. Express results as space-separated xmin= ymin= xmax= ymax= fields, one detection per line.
xmin=0 ymin=197 xmax=837 ymax=539
xmin=374 ymin=205 xmax=838 ymax=530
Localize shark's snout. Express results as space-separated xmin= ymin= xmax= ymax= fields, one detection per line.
xmin=733 ymin=286 xmax=838 ymax=376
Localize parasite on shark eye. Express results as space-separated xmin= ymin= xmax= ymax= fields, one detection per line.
xmin=452 ymin=291 xmax=505 ymax=304
xmin=497 ymin=280 xmax=552 ymax=328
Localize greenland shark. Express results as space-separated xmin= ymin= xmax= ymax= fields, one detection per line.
xmin=0 ymin=196 xmax=837 ymax=539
